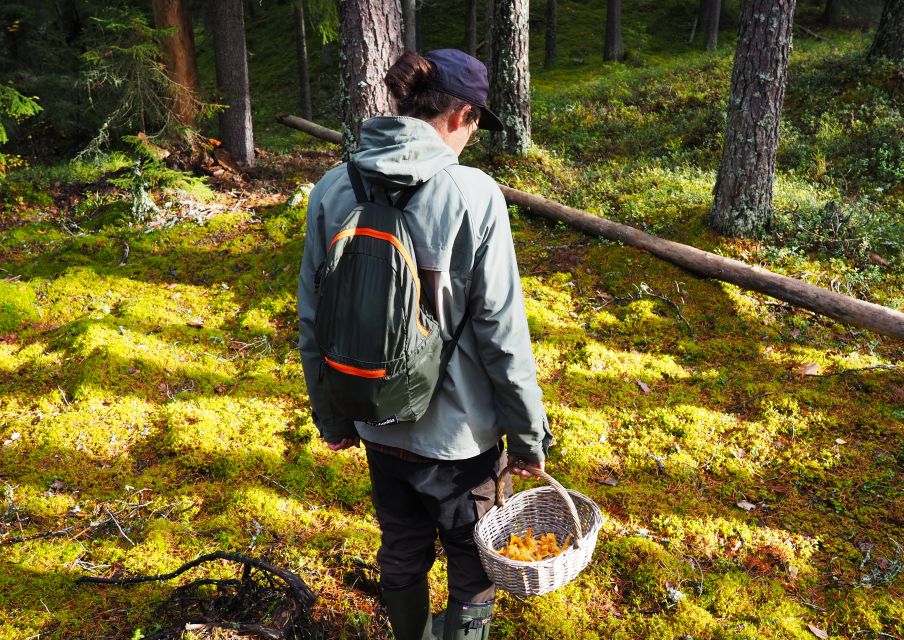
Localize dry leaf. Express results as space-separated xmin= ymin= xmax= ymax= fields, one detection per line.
xmin=736 ymin=500 xmax=756 ymax=511
xmin=794 ymin=363 xmax=820 ymax=376
xmin=807 ymin=624 xmax=829 ymax=639
xmin=187 ymin=318 xmax=204 ymax=328
xmin=788 ymin=565 xmax=799 ymax=580
xmin=637 ymin=380 xmax=651 ymax=394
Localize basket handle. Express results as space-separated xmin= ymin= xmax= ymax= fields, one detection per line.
xmin=495 ymin=463 xmax=584 ymax=548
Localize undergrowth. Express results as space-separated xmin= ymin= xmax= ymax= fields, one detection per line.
xmin=0 ymin=1 xmax=901 ymax=639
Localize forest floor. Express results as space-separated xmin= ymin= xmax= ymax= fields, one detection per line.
xmin=1 ymin=3 xmax=903 ymax=639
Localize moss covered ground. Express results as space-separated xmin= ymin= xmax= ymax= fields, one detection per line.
xmin=1 ymin=1 xmax=902 ymax=638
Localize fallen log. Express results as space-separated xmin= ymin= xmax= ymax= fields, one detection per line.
xmin=277 ymin=114 xmax=904 ymax=340
xmin=277 ymin=114 xmax=342 ymax=145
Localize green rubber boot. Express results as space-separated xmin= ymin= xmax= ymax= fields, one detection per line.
xmin=382 ymin=576 xmax=434 ymax=640
xmin=442 ymin=597 xmax=493 ymax=640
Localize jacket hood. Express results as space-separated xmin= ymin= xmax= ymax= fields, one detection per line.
xmin=351 ymin=116 xmax=458 ymax=189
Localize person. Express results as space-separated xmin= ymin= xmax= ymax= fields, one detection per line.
xmin=297 ymin=48 xmax=551 ymax=640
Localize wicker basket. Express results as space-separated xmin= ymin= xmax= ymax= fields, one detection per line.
xmin=474 ymin=463 xmax=603 ymax=597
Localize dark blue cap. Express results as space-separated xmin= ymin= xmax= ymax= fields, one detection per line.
xmin=424 ymin=49 xmax=504 ymax=131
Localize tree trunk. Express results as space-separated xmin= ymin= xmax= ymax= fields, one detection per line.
xmin=55 ymin=0 xmax=84 ymax=44
xmin=484 ymin=0 xmax=495 ymax=69
xmin=294 ymin=0 xmax=313 ymax=120
xmin=466 ymin=0 xmax=478 ymax=56
xmin=212 ymin=0 xmax=256 ymax=167
xmin=402 ymin=0 xmax=417 ymax=50
xmin=868 ymin=0 xmax=904 ymax=62
xmin=821 ymin=0 xmax=842 ymax=25
xmin=704 ymin=0 xmax=721 ymax=51
xmin=604 ymin=0 xmax=623 ymax=61
xmin=489 ymin=0 xmax=531 ymax=154
xmin=152 ymin=0 xmax=201 ymax=128
xmin=689 ymin=0 xmax=704 ymax=44
xmin=276 ymin=114 xmax=904 ymax=341
xmin=710 ymin=0 xmax=796 ymax=238
xmin=545 ymin=0 xmax=558 ymax=67
xmin=338 ymin=0 xmax=403 ymax=155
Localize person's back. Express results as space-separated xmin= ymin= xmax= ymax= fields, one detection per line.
xmin=297 ymin=49 xmax=550 ymax=640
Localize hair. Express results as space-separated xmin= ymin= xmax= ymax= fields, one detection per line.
xmin=384 ymin=51 xmax=480 ymax=125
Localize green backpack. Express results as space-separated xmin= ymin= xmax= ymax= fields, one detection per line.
xmin=313 ymin=164 xmax=467 ymax=426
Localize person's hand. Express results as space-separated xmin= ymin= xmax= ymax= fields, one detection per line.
xmin=326 ymin=437 xmax=360 ymax=451
xmin=510 ymin=458 xmax=544 ymax=478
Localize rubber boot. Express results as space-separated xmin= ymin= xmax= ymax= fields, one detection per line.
xmin=442 ymin=597 xmax=493 ymax=640
xmin=382 ymin=576 xmax=434 ymax=640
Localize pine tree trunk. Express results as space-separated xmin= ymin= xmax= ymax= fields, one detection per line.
xmin=822 ymin=0 xmax=842 ymax=26
xmin=212 ymin=0 xmax=256 ymax=167
xmin=294 ymin=0 xmax=313 ymax=120
xmin=689 ymin=0 xmax=704 ymax=44
xmin=868 ymin=0 xmax=904 ymax=62
xmin=338 ymin=0 xmax=403 ymax=155
xmin=704 ymin=0 xmax=720 ymax=51
xmin=545 ymin=0 xmax=558 ymax=67
xmin=402 ymin=0 xmax=417 ymax=50
xmin=484 ymin=0 xmax=495 ymax=69
xmin=466 ymin=0 xmax=478 ymax=56
xmin=710 ymin=0 xmax=796 ymax=238
xmin=489 ymin=0 xmax=530 ymax=154
xmin=604 ymin=0 xmax=623 ymax=61
xmin=152 ymin=0 xmax=201 ymax=128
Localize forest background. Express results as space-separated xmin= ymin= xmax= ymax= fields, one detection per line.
xmin=0 ymin=0 xmax=902 ymax=639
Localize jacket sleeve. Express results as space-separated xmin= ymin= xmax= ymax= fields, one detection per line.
xmin=297 ymin=175 xmax=358 ymax=443
xmin=468 ymin=186 xmax=551 ymax=463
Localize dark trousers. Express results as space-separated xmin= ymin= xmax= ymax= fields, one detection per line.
xmin=365 ymin=442 xmax=510 ymax=603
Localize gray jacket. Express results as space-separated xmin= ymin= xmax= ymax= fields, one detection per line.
xmin=297 ymin=116 xmax=550 ymax=462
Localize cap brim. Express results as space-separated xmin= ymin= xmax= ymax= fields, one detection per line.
xmin=478 ymin=107 xmax=504 ymax=131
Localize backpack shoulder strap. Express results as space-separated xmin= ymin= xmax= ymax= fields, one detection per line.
xmin=392 ymin=183 xmax=422 ymax=211
xmin=346 ymin=163 xmax=371 ymax=203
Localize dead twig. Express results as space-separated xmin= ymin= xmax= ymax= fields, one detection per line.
xmin=1 ymin=526 xmax=76 ymax=546
xmin=104 ymin=506 xmax=135 ymax=546
xmin=76 ymin=550 xmax=316 ymax=605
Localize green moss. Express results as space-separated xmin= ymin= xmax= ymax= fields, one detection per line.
xmin=0 ymin=280 xmax=39 ymax=332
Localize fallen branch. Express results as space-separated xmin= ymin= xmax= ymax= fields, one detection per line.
xmin=276 ymin=114 xmax=342 ymax=145
xmin=276 ymin=115 xmax=904 ymax=340
xmin=76 ymin=550 xmax=316 ymax=606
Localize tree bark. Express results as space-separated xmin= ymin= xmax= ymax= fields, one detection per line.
xmin=338 ymin=0 xmax=403 ymax=155
xmin=152 ymin=0 xmax=201 ymax=128
xmin=276 ymin=114 xmax=904 ymax=341
xmin=402 ymin=0 xmax=417 ymax=50
xmin=212 ymin=0 xmax=255 ymax=167
xmin=704 ymin=0 xmax=721 ymax=51
xmin=604 ymin=0 xmax=623 ymax=61
xmin=689 ymin=0 xmax=704 ymax=43
xmin=545 ymin=0 xmax=558 ymax=67
xmin=484 ymin=0 xmax=495 ymax=69
xmin=294 ymin=0 xmax=313 ymax=120
xmin=490 ymin=0 xmax=531 ymax=154
xmin=710 ymin=0 xmax=796 ymax=238
xmin=466 ymin=0 xmax=478 ymax=56
xmin=822 ymin=0 xmax=842 ymax=25
xmin=868 ymin=0 xmax=904 ymax=62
